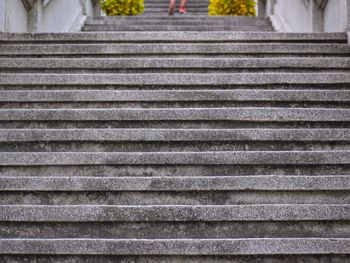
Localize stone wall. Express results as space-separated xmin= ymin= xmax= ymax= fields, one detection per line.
xmin=41 ymin=0 xmax=84 ymax=32
xmin=0 ymin=0 xmax=28 ymax=32
xmin=324 ymin=0 xmax=348 ymax=32
xmin=0 ymin=0 xmax=98 ymax=32
xmin=261 ymin=0 xmax=350 ymax=32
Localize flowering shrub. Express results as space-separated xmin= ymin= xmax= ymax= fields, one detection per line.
xmin=209 ymin=0 xmax=256 ymax=16
xmin=99 ymin=0 xmax=144 ymax=16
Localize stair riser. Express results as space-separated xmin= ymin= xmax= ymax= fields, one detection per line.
xmin=1 ymin=164 xmax=349 ymax=177
xmin=0 ymin=152 xmax=349 ymax=166
xmin=2 ymin=74 xmax=350 ymax=86
xmin=0 ymin=191 xmax=349 ymax=205
xmin=0 ymin=239 xmax=349 ymax=255
xmin=1 ymin=205 xmax=349 ymax=221
xmin=1 ymin=255 xmax=349 ymax=263
xmin=0 ymin=129 xmax=348 ymax=141
xmin=0 ymin=108 xmax=348 ymax=122
xmin=1 ymin=176 xmax=347 ymax=191
xmin=89 ymin=17 xmax=272 ymax=21
xmin=2 ymin=58 xmax=349 ymax=70
xmin=1 ymin=121 xmax=348 ymax=129
xmin=82 ymin=27 xmax=274 ymax=32
xmin=1 ymin=44 xmax=349 ymax=55
xmin=0 ymin=141 xmax=348 ymax=152
xmin=1 ymin=84 xmax=348 ymax=91
xmin=1 ymin=222 xmax=349 ymax=238
xmin=0 ymin=90 xmax=350 ymax=103
xmin=3 ymin=69 xmax=349 ymax=74
xmin=84 ymin=21 xmax=273 ymax=26
xmin=2 ymin=101 xmax=349 ymax=109
xmin=1 ymin=32 xmax=346 ymax=43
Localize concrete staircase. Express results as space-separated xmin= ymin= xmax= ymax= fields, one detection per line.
xmin=0 ymin=11 xmax=350 ymax=263
xmin=142 ymin=0 xmax=209 ymax=15
xmin=83 ymin=0 xmax=274 ymax=32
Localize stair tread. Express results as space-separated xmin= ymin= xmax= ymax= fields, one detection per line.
xmin=0 ymin=32 xmax=346 ymax=42
xmin=1 ymin=73 xmax=350 ymax=85
xmin=0 ymin=175 xmax=349 ymax=191
xmin=0 ymin=151 xmax=349 ymax=165
xmin=0 ymin=129 xmax=349 ymax=141
xmin=2 ymin=43 xmax=349 ymax=55
xmin=0 ymin=108 xmax=348 ymax=121
xmin=0 ymin=238 xmax=349 ymax=255
xmin=3 ymin=58 xmax=349 ymax=69
xmin=0 ymin=204 xmax=349 ymax=221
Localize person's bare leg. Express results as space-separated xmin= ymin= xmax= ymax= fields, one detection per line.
xmin=179 ymin=0 xmax=188 ymax=13
xmin=180 ymin=0 xmax=187 ymax=7
xmin=169 ymin=0 xmax=176 ymax=15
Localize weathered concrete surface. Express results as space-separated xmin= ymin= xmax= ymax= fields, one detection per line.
xmin=0 ymin=32 xmax=346 ymax=42
xmin=0 ymin=238 xmax=349 ymax=255
xmin=0 ymin=151 xmax=349 ymax=166
xmin=0 ymin=108 xmax=348 ymax=121
xmin=0 ymin=176 xmax=348 ymax=191
xmin=1 ymin=58 xmax=349 ymax=69
xmin=0 ymin=205 xmax=349 ymax=221
xmin=0 ymin=27 xmax=349 ymax=260
xmin=1 ymin=44 xmax=349 ymax=55
xmin=0 ymin=129 xmax=348 ymax=142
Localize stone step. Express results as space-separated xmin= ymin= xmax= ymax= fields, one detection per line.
xmin=142 ymin=8 xmax=208 ymax=12
xmin=84 ymin=16 xmax=272 ymax=26
xmin=4 ymin=189 xmax=349 ymax=205
xmin=143 ymin=2 xmax=208 ymax=6
xmin=0 ymin=238 xmax=349 ymax=255
xmin=82 ymin=25 xmax=274 ymax=32
xmin=2 ymin=221 xmax=349 ymax=239
xmin=1 ymin=44 xmax=349 ymax=55
xmin=1 ymin=141 xmax=348 ymax=153
xmin=1 ymin=179 xmax=349 ymax=205
xmin=90 ymin=15 xmax=268 ymax=19
xmin=0 ymin=175 xmax=348 ymax=191
xmin=0 ymin=90 xmax=348 ymax=102
xmin=0 ymin=151 xmax=348 ymax=166
xmin=0 ymin=32 xmax=346 ymax=43
xmin=1 ymin=73 xmax=349 ymax=86
xmin=0 ymin=129 xmax=348 ymax=142
xmin=0 ymin=108 xmax=348 ymax=121
xmin=0 ymin=128 xmax=348 ymax=152
xmin=0 ymin=204 xmax=349 ymax=221
xmin=1 ymin=58 xmax=348 ymax=72
xmin=1 ymin=163 xmax=348 ymax=177
xmin=1 ymin=256 xmax=347 ymax=263
xmin=2 ymin=120 xmax=346 ymax=129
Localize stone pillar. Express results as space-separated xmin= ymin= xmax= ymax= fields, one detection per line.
xmin=347 ymin=0 xmax=350 ymax=30
xmin=258 ymin=0 xmax=266 ymax=17
xmin=28 ymin=0 xmax=42 ymax=32
xmin=92 ymin=0 xmax=101 ymax=18
xmin=0 ymin=0 xmax=5 ymax=32
xmin=312 ymin=0 xmax=324 ymax=32
xmin=268 ymin=0 xmax=277 ymax=15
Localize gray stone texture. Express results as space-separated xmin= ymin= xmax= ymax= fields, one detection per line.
xmin=0 ymin=108 xmax=348 ymax=121
xmin=0 ymin=31 xmax=347 ymax=42
xmin=0 ymin=151 xmax=349 ymax=166
xmin=0 ymin=89 xmax=349 ymax=101
xmin=0 ymin=5 xmax=349 ymax=260
xmin=0 ymin=238 xmax=349 ymax=255
xmin=0 ymin=204 xmax=349 ymax=221
xmin=1 ymin=57 xmax=350 ymax=70
xmin=1 ymin=44 xmax=349 ymax=55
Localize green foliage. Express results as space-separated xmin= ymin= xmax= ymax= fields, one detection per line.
xmin=99 ymin=0 xmax=144 ymax=16
xmin=209 ymin=0 xmax=256 ymax=16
